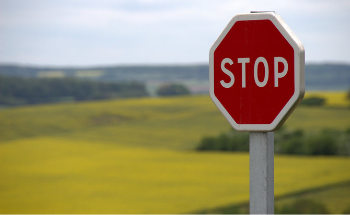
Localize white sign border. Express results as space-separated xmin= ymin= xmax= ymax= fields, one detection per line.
xmin=209 ymin=12 xmax=305 ymax=132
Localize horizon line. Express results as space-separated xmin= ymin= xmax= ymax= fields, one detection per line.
xmin=0 ymin=61 xmax=350 ymax=68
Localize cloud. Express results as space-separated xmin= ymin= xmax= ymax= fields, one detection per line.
xmin=0 ymin=0 xmax=349 ymax=66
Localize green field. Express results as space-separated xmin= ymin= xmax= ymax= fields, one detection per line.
xmin=0 ymin=93 xmax=350 ymax=213
xmin=274 ymin=181 xmax=350 ymax=214
xmin=196 ymin=181 xmax=350 ymax=214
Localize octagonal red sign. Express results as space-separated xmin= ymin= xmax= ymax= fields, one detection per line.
xmin=209 ymin=12 xmax=305 ymax=131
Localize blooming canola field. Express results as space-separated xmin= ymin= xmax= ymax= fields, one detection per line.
xmin=0 ymin=92 xmax=349 ymax=213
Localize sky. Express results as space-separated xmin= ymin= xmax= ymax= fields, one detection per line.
xmin=0 ymin=0 xmax=349 ymax=66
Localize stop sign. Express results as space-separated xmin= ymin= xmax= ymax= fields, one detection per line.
xmin=209 ymin=12 xmax=305 ymax=131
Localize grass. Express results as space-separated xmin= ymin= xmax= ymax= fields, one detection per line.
xmin=0 ymin=93 xmax=350 ymax=213
xmin=274 ymin=181 xmax=350 ymax=214
xmin=196 ymin=181 xmax=350 ymax=214
xmin=284 ymin=105 xmax=350 ymax=132
xmin=1 ymin=94 xmax=350 ymax=150
xmin=0 ymin=95 xmax=231 ymax=151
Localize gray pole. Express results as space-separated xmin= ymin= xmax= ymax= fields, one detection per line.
xmin=249 ymin=132 xmax=274 ymax=214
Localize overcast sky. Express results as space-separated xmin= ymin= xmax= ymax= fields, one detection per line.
xmin=0 ymin=0 xmax=349 ymax=66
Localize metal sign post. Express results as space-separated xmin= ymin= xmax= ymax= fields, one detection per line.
xmin=209 ymin=12 xmax=304 ymax=215
xmin=249 ymin=132 xmax=274 ymax=214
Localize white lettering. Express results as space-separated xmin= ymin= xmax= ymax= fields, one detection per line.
xmin=274 ymin=57 xmax=288 ymax=87
xmin=254 ymin=57 xmax=269 ymax=87
xmin=220 ymin=58 xmax=234 ymax=88
xmin=238 ymin=58 xmax=250 ymax=88
xmin=219 ymin=57 xmax=288 ymax=88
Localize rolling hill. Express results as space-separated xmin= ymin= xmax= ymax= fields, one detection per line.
xmin=1 ymin=94 xmax=350 ymax=213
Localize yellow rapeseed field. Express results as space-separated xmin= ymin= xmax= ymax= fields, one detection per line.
xmin=0 ymin=93 xmax=350 ymax=213
xmin=1 ymin=137 xmax=350 ymax=214
xmin=305 ymin=90 xmax=349 ymax=107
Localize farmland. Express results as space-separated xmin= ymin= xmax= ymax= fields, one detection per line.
xmin=0 ymin=92 xmax=350 ymax=213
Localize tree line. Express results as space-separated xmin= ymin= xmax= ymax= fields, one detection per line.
xmin=1 ymin=63 xmax=349 ymax=90
xmin=0 ymin=75 xmax=148 ymax=106
xmin=196 ymin=126 xmax=350 ymax=156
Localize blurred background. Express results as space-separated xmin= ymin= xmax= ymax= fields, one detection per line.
xmin=0 ymin=0 xmax=350 ymax=214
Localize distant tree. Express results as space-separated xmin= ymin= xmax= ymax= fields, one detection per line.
xmin=305 ymin=129 xmax=338 ymax=155
xmin=300 ymin=96 xmax=326 ymax=106
xmin=274 ymin=128 xmax=306 ymax=155
xmin=0 ymin=75 xmax=148 ymax=106
xmin=197 ymin=136 xmax=217 ymax=151
xmin=197 ymin=127 xmax=350 ymax=156
xmin=156 ymin=83 xmax=190 ymax=97
xmin=196 ymin=129 xmax=249 ymax=152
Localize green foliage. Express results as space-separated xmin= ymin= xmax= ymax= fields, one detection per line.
xmin=197 ymin=136 xmax=218 ymax=150
xmin=197 ymin=126 xmax=350 ymax=156
xmin=275 ymin=199 xmax=330 ymax=214
xmin=338 ymin=128 xmax=350 ymax=156
xmin=156 ymin=84 xmax=190 ymax=97
xmin=275 ymin=128 xmax=349 ymax=156
xmin=275 ymin=128 xmax=305 ymax=154
xmin=305 ymin=130 xmax=338 ymax=155
xmin=300 ymin=96 xmax=326 ymax=106
xmin=0 ymin=75 xmax=148 ymax=106
xmin=196 ymin=129 xmax=249 ymax=152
